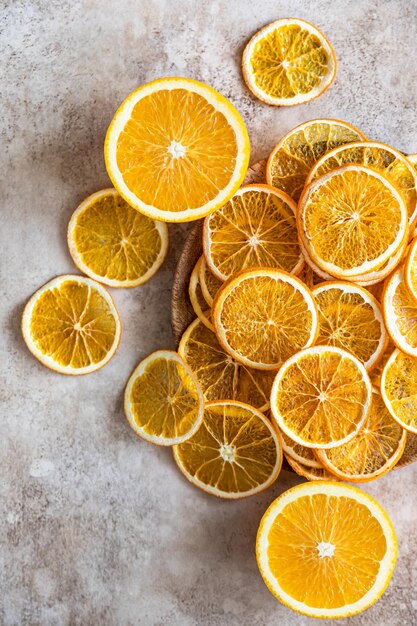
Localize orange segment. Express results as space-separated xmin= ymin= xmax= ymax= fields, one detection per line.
xmin=189 ymin=258 xmax=214 ymax=331
xmin=405 ymin=236 xmax=417 ymax=300
xmin=382 ymin=267 xmax=417 ymax=357
xmin=285 ymin=455 xmax=338 ymax=480
xmin=278 ymin=430 xmax=321 ymax=469
xmin=199 ymin=256 xmax=223 ymax=306
xmin=381 ymin=349 xmax=417 ymax=434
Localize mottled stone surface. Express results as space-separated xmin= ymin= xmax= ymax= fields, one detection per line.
xmin=2 ymin=1 xmax=417 ymax=624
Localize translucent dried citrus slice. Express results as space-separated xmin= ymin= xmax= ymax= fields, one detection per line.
xmin=382 ymin=267 xmax=417 ymax=356
xmin=203 ymin=184 xmax=303 ymax=280
xmin=21 ymin=275 xmax=121 ymax=375
xmin=381 ymin=349 xmax=417 ymax=434
xmin=256 ymin=482 xmax=398 ymax=618
xmin=67 ymin=189 xmax=169 ymax=287
xmin=199 ymin=256 xmax=223 ymax=306
xmin=173 ymin=400 xmax=282 ymax=498
xmin=189 ymin=258 xmax=214 ymax=331
xmin=270 ymin=345 xmax=372 ymax=448
xmin=405 ymin=236 xmax=417 ymax=300
xmin=124 ymin=350 xmax=203 ymax=445
xmin=370 ymin=341 xmax=395 ymax=388
xmin=105 ymin=77 xmax=250 ymax=222
xmin=266 ymin=119 xmax=365 ymax=201
xmin=213 ymin=268 xmax=318 ymax=370
xmin=285 ymin=454 xmax=338 ymax=481
xmin=278 ymin=430 xmax=321 ymax=469
xmin=298 ymin=165 xmax=408 ymax=278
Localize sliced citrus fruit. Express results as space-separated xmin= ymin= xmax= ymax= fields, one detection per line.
xmin=278 ymin=430 xmax=321 ymax=469
xmin=298 ymin=263 xmax=322 ymax=290
xmin=266 ymin=119 xmax=365 ymax=201
xmin=173 ymin=400 xmax=282 ymax=498
xmin=178 ymin=318 xmax=275 ymax=411
xmin=312 ymin=282 xmax=387 ymax=371
xmin=105 ymin=77 xmax=250 ymax=222
xmin=256 ymin=481 xmax=398 ymax=618
xmin=242 ymin=18 xmax=336 ymax=107
xmin=213 ymin=268 xmax=318 ymax=370
xmin=270 ymin=345 xmax=371 ymax=448
xmin=67 ymin=189 xmax=169 ymax=288
xmin=382 ymin=266 xmax=417 ymax=356
xmin=371 ymin=341 xmax=395 ymax=388
xmin=405 ymin=236 xmax=417 ymax=300
xmin=285 ymin=454 xmax=338 ymax=480
xmin=189 ymin=257 xmax=214 ymax=331
xmin=21 ymin=275 xmax=121 ymax=375
xmin=381 ymin=349 xmax=417 ymax=434
xmin=199 ymin=256 xmax=223 ymax=306
xmin=124 ymin=350 xmax=203 ymax=445
xmin=298 ymin=165 xmax=408 ymax=278
xmin=317 ymin=389 xmax=406 ymax=482
xmin=203 ymin=184 xmax=303 ymax=280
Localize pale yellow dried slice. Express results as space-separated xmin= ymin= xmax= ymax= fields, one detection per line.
xmin=189 ymin=257 xmax=214 ymax=331
xmin=405 ymin=236 xmax=417 ymax=301
xmin=199 ymin=256 xmax=223 ymax=306
xmin=381 ymin=349 xmax=417 ymax=434
xmin=285 ymin=454 xmax=338 ymax=480
xmin=279 ymin=431 xmax=321 ymax=469
xmin=382 ymin=267 xmax=417 ymax=356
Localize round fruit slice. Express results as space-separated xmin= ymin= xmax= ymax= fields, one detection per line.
xmin=266 ymin=119 xmax=365 ymax=201
xmin=371 ymin=341 xmax=395 ymax=388
xmin=279 ymin=431 xmax=321 ymax=469
xmin=312 ymin=282 xmax=387 ymax=371
xmin=256 ymin=482 xmax=398 ymax=619
xmin=405 ymin=236 xmax=417 ymax=300
xmin=270 ymin=345 xmax=372 ymax=448
xmin=203 ymin=184 xmax=303 ymax=281
xmin=242 ymin=18 xmax=336 ymax=107
xmin=382 ymin=267 xmax=417 ymax=357
xmin=173 ymin=400 xmax=282 ymax=498
xmin=21 ymin=275 xmax=121 ymax=375
xmin=298 ymin=165 xmax=408 ymax=278
xmin=124 ymin=350 xmax=203 ymax=445
xmin=67 ymin=188 xmax=169 ymax=288
xmin=178 ymin=318 xmax=275 ymax=411
xmin=306 ymin=141 xmax=417 ymax=228
xmin=199 ymin=256 xmax=223 ymax=306
xmin=381 ymin=349 xmax=417 ymax=434
xmin=189 ymin=258 xmax=214 ymax=331
xmin=213 ymin=268 xmax=318 ymax=370
xmin=285 ymin=455 xmax=338 ymax=481
xmin=316 ymin=389 xmax=406 ymax=482
xmin=105 ymin=77 xmax=250 ymax=222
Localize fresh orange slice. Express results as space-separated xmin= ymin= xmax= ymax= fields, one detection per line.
xmin=67 ymin=189 xmax=169 ymax=287
xmin=270 ymin=345 xmax=372 ymax=448
xmin=124 ymin=350 xmax=203 ymax=445
xmin=105 ymin=77 xmax=250 ymax=222
xmin=21 ymin=275 xmax=121 ymax=375
xmin=242 ymin=18 xmax=336 ymax=107
xmin=278 ymin=431 xmax=321 ymax=469
xmin=381 ymin=349 xmax=417 ymax=434
xmin=173 ymin=400 xmax=282 ymax=498
xmin=285 ymin=455 xmax=338 ymax=481
xmin=256 ymin=482 xmax=398 ymax=618
xmin=199 ymin=256 xmax=223 ymax=306
xmin=405 ymin=236 xmax=417 ymax=300
xmin=189 ymin=258 xmax=214 ymax=331
xmin=382 ymin=266 xmax=417 ymax=357
xmin=266 ymin=119 xmax=365 ymax=201
xmin=298 ymin=165 xmax=408 ymax=278
xmin=212 ymin=268 xmax=318 ymax=370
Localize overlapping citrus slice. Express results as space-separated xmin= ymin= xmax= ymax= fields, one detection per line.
xmin=242 ymin=18 xmax=337 ymax=106
xmin=266 ymin=119 xmax=365 ymax=201
xmin=124 ymin=350 xmax=203 ymax=445
xmin=203 ymin=184 xmax=303 ymax=280
xmin=317 ymin=389 xmax=406 ymax=482
xmin=67 ymin=189 xmax=169 ymax=287
xmin=212 ymin=268 xmax=318 ymax=370
xmin=312 ymin=282 xmax=387 ymax=370
xmin=173 ymin=400 xmax=282 ymax=498
xmin=278 ymin=430 xmax=321 ymax=469
xmin=21 ymin=275 xmax=121 ymax=375
xmin=105 ymin=77 xmax=250 ymax=222
xmin=405 ymin=236 xmax=417 ymax=300
xmin=298 ymin=165 xmax=408 ymax=278
xmin=198 ymin=256 xmax=223 ymax=306
xmin=371 ymin=341 xmax=395 ymax=388
xmin=270 ymin=345 xmax=372 ymax=448
xmin=189 ymin=258 xmax=214 ymax=331
xmin=285 ymin=455 xmax=337 ymax=481
xmin=381 ymin=349 xmax=417 ymax=434
xmin=256 ymin=482 xmax=398 ymax=619
xmin=382 ymin=266 xmax=417 ymax=356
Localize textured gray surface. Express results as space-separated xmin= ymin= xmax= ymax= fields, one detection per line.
xmin=2 ymin=1 xmax=417 ymax=624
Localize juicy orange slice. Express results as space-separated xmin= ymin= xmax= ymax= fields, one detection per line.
xmin=266 ymin=119 xmax=365 ymax=201
xmin=173 ymin=400 xmax=282 ymax=498
xmin=189 ymin=258 xmax=214 ymax=331
xmin=199 ymin=256 xmax=223 ymax=306
xmin=21 ymin=275 xmax=121 ymax=375
xmin=256 ymin=482 xmax=398 ymax=618
xmin=381 ymin=349 xmax=417 ymax=434
xmin=298 ymin=165 xmax=408 ymax=278
xmin=405 ymin=236 xmax=417 ymax=300
xmin=278 ymin=430 xmax=321 ymax=469
xmin=203 ymin=184 xmax=303 ymax=280
xmin=312 ymin=281 xmax=387 ymax=370
xmin=124 ymin=350 xmax=203 ymax=445
xmin=285 ymin=455 xmax=338 ymax=481
xmin=178 ymin=318 xmax=275 ymax=411
xmin=105 ymin=77 xmax=250 ymax=222
xmin=270 ymin=345 xmax=372 ymax=448
xmin=382 ymin=266 xmax=417 ymax=356
xmin=317 ymin=389 xmax=406 ymax=482
xmin=67 ymin=189 xmax=169 ymax=287
xmin=212 ymin=268 xmax=318 ymax=370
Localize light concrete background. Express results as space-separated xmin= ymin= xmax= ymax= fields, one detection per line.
xmin=2 ymin=1 xmax=417 ymax=624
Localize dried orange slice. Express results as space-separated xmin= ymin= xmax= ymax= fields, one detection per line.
xmin=212 ymin=268 xmax=318 ymax=370
xmin=405 ymin=236 xmax=417 ymax=300
xmin=298 ymin=165 xmax=408 ymax=278
xmin=189 ymin=258 xmax=214 ymax=331
xmin=382 ymin=267 xmax=417 ymax=356
xmin=124 ymin=350 xmax=203 ymax=445
xmin=381 ymin=349 xmax=417 ymax=434
xmin=199 ymin=256 xmax=223 ymax=306
xmin=278 ymin=431 xmax=321 ymax=469
xmin=371 ymin=341 xmax=395 ymax=388
xmin=242 ymin=19 xmax=336 ymax=106
xmin=67 ymin=189 xmax=169 ymax=287
xmin=270 ymin=345 xmax=372 ymax=448
xmin=266 ymin=119 xmax=365 ymax=201
xmin=312 ymin=282 xmax=387 ymax=371
xmin=317 ymin=389 xmax=406 ymax=482
xmin=105 ymin=77 xmax=250 ymax=222
xmin=21 ymin=275 xmax=121 ymax=375
xmin=256 ymin=482 xmax=398 ymax=618
xmin=285 ymin=455 xmax=338 ymax=481
xmin=203 ymin=184 xmax=303 ymax=280
xmin=173 ymin=400 xmax=282 ymax=498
